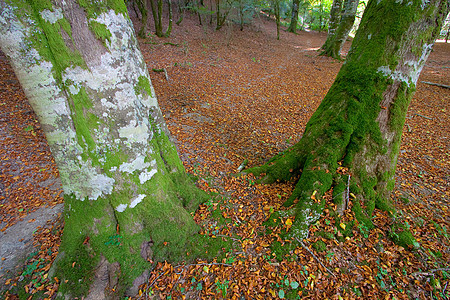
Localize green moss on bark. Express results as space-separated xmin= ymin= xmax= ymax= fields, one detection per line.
xmin=88 ymin=20 xmax=112 ymax=45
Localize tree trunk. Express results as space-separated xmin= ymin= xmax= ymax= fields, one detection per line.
xmin=287 ymin=0 xmax=300 ymax=33
xmin=321 ymin=0 xmax=343 ymax=50
xmin=274 ymin=0 xmax=281 ymax=40
xmin=320 ymin=0 xmax=359 ymax=59
xmin=136 ymin=0 xmax=149 ymax=38
xmin=0 ymin=0 xmax=209 ymax=297
xmin=165 ymin=0 xmax=173 ymax=36
xmin=247 ymin=0 xmax=448 ymax=247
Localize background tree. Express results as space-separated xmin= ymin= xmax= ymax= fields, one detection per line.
xmin=321 ymin=0 xmax=342 ymax=48
xmin=246 ymin=0 xmax=449 ymax=251
xmin=0 ymin=0 xmax=215 ymax=297
xmin=320 ymin=0 xmax=359 ymax=58
xmin=148 ymin=0 xmax=174 ymax=36
xmin=287 ymin=0 xmax=301 ymax=32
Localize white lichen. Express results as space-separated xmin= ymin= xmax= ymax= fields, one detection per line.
xmin=40 ymin=8 xmax=63 ymax=24
xmin=119 ymin=156 xmax=149 ymax=173
xmin=139 ymin=169 xmax=157 ymax=184
xmin=115 ymin=194 xmax=147 ymax=212
xmin=130 ymin=194 xmax=146 ymax=208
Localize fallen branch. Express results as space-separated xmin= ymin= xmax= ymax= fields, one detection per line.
xmin=237 ymin=159 xmax=248 ymax=172
xmin=415 ymin=113 xmax=433 ymax=120
xmin=152 ymin=68 xmax=170 ymax=82
xmin=296 ymin=238 xmax=335 ymax=277
xmin=421 ymin=81 xmax=450 ymax=89
xmin=412 ymin=267 xmax=450 ymax=277
xmin=164 ymin=42 xmax=179 ymax=47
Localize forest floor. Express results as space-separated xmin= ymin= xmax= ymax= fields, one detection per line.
xmin=1 ymin=12 xmax=449 ymax=300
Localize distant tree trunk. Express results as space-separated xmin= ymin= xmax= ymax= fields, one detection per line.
xmin=318 ymin=0 xmax=324 ymax=32
xmin=149 ymin=0 xmax=173 ymax=37
xmin=274 ymin=0 xmax=281 ymax=39
xmin=320 ymin=0 xmax=359 ymax=59
xmin=176 ymin=0 xmax=186 ymax=25
xmin=321 ymin=0 xmax=343 ymax=50
xmin=215 ymin=0 xmax=230 ymax=30
xmin=136 ymin=0 xmax=149 ymax=38
xmin=238 ymin=0 xmax=245 ymax=31
xmin=247 ymin=0 xmax=448 ymax=250
xmin=287 ymin=0 xmax=300 ymax=33
xmin=0 ymin=0 xmax=209 ymax=297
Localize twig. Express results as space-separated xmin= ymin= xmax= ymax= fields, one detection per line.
xmin=215 ymin=234 xmax=241 ymax=241
xmin=414 ymin=113 xmax=433 ymax=120
xmin=345 ymin=175 xmax=350 ymax=211
xmin=412 ymin=268 xmax=450 ymax=277
xmin=163 ymin=68 xmax=169 ymax=82
xmin=295 ymin=237 xmax=335 ymax=277
xmin=421 ymin=81 xmax=450 ymax=89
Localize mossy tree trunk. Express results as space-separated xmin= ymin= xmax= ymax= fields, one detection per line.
xmin=135 ymin=0 xmax=149 ymax=38
xmin=0 ymin=0 xmax=208 ymax=298
xmin=273 ymin=0 xmax=281 ymax=40
xmin=321 ymin=0 xmax=343 ymax=50
xmin=149 ymin=0 xmax=173 ymax=37
xmin=320 ymin=0 xmax=359 ymax=59
xmin=247 ymin=0 xmax=448 ymax=242
xmin=287 ymin=0 xmax=301 ymax=33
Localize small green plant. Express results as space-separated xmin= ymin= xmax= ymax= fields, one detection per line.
xmin=105 ymin=234 xmax=122 ymax=246
xmin=358 ymin=223 xmax=369 ymax=238
xmin=215 ymin=279 xmax=229 ymax=297
xmin=22 ymin=260 xmax=39 ymax=276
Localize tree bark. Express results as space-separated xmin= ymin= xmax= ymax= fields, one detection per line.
xmin=321 ymin=0 xmax=343 ymax=50
xmin=320 ymin=0 xmax=359 ymax=59
xmin=247 ymin=0 xmax=448 ymax=245
xmin=287 ymin=0 xmax=301 ymax=33
xmin=0 ymin=0 xmax=208 ymax=297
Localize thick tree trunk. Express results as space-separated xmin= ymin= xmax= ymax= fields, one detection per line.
xmin=0 ymin=0 xmax=208 ymax=297
xmin=248 ymin=0 xmax=448 ymax=244
xmin=320 ymin=0 xmax=359 ymax=59
xmin=321 ymin=0 xmax=343 ymax=50
xmin=287 ymin=0 xmax=300 ymax=33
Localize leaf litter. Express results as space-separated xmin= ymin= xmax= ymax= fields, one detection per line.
xmin=1 ymin=12 xmax=449 ymax=299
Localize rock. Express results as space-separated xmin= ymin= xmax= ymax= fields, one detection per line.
xmin=0 ymin=204 xmax=63 ymax=289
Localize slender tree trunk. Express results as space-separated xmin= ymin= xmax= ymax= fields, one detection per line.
xmin=0 ymin=0 xmax=209 ymax=297
xmin=247 ymin=0 xmax=448 ymax=249
xmin=149 ymin=0 xmax=164 ymax=36
xmin=318 ymin=0 xmax=324 ymax=32
xmin=320 ymin=0 xmax=359 ymax=59
xmin=274 ymin=0 xmax=280 ymax=40
xmin=165 ymin=0 xmax=173 ymax=36
xmin=176 ymin=0 xmax=186 ymax=25
xmin=136 ymin=0 xmax=149 ymax=38
xmin=287 ymin=0 xmax=300 ymax=33
xmin=321 ymin=0 xmax=343 ymax=50
xmin=239 ymin=0 xmax=244 ymax=31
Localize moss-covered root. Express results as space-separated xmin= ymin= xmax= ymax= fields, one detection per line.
xmin=244 ymin=142 xmax=307 ymax=184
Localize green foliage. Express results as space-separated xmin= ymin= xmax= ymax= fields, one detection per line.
xmin=312 ymin=240 xmax=326 ymax=252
